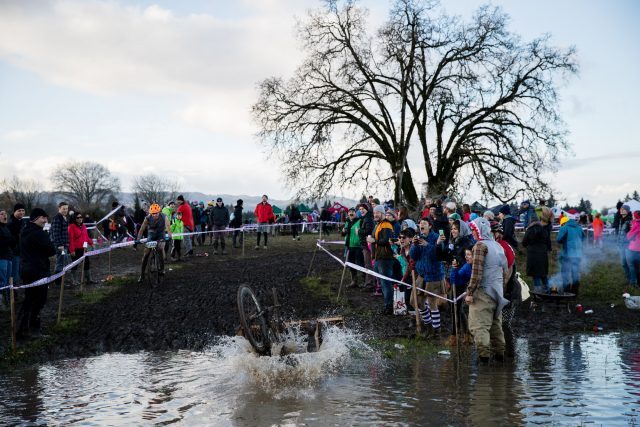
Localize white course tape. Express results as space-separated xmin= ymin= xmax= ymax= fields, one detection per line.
xmin=315 ymin=241 xmax=457 ymax=303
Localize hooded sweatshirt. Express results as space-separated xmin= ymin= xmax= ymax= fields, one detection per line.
xmin=409 ymin=230 xmax=444 ymax=282
xmin=437 ymin=220 xmax=474 ymax=265
xmin=556 ymin=218 xmax=585 ymax=259
xmin=467 ymin=218 xmax=509 ymax=314
xmin=627 ymin=216 xmax=640 ymax=252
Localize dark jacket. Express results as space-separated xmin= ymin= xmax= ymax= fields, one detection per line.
xmin=0 ymin=222 xmax=14 ymax=260
xmin=357 ymin=211 xmax=375 ymax=249
xmin=289 ymin=206 xmax=302 ymax=223
xmin=20 ymin=222 xmax=56 ymax=279
xmin=437 ymin=234 xmax=474 ymax=266
xmin=8 ymin=214 xmax=26 ymax=257
xmin=409 ymin=231 xmax=445 ymax=282
xmin=432 ymin=214 xmax=450 ymax=241
xmin=615 ymin=214 xmax=633 ymax=246
xmin=230 ymin=205 xmax=243 ymax=228
xmin=50 ymin=213 xmax=69 ymax=249
xmin=501 ymin=215 xmax=518 ymax=249
xmin=211 ymin=204 xmax=230 ymax=227
xmin=522 ymin=221 xmax=549 ymax=277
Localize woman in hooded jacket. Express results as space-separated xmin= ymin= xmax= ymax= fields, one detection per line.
xmin=437 ymin=219 xmax=475 ymax=265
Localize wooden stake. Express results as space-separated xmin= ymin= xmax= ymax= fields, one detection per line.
xmin=9 ymin=277 xmax=16 ymax=352
xmin=108 ymin=247 xmax=112 ymax=277
xmin=411 ymin=271 xmax=422 ymax=335
xmin=452 ymin=279 xmax=460 ymax=355
xmin=306 ymin=243 xmax=318 ymax=277
xmin=336 ymin=249 xmax=349 ymax=301
xmin=242 ymin=229 xmax=245 ymax=257
xmin=57 ymin=274 xmax=65 ymax=324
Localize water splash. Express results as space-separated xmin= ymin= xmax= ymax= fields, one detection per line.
xmin=205 ymin=326 xmax=374 ymax=399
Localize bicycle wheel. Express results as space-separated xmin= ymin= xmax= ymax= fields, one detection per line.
xmin=237 ymin=286 xmax=270 ymax=354
xmin=269 ymin=287 xmax=285 ymax=342
xmin=146 ymin=249 xmax=160 ymax=287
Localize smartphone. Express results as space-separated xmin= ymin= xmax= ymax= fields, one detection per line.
xmin=438 ymin=229 xmax=444 ymax=236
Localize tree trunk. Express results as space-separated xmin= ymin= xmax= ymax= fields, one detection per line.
xmin=397 ymin=169 xmax=418 ymax=209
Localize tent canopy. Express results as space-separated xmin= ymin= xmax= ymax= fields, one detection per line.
xmin=272 ymin=205 xmax=283 ymax=214
xmin=327 ymin=202 xmax=349 ymax=213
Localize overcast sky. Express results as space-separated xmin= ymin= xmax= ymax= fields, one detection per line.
xmin=1 ymin=0 xmax=638 ymax=209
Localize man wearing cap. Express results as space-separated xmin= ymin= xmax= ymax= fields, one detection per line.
xmin=556 ymin=215 xmax=585 ymax=294
xmin=176 ymin=195 xmax=194 ymax=256
xmin=50 ymin=201 xmax=70 ymax=287
xmin=8 ymin=203 xmax=27 ymax=284
xmin=211 ymin=198 xmax=230 ymax=254
xmin=366 ymin=205 xmax=395 ymax=314
xmin=519 ymin=200 xmax=538 ymax=228
xmin=17 ymin=208 xmax=56 ymax=338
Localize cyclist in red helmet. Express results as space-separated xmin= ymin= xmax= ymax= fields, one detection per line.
xmin=136 ymin=203 xmax=171 ymax=283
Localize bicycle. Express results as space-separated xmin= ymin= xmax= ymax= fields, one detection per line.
xmin=134 ymin=240 xmax=163 ymax=287
xmin=237 ymin=285 xmax=286 ymax=355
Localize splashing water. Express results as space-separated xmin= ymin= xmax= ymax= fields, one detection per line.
xmin=206 ymin=325 xmax=374 ymax=399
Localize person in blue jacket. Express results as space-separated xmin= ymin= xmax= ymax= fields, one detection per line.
xmin=556 ymin=216 xmax=585 ymax=294
xmin=448 ymin=247 xmax=473 ymax=346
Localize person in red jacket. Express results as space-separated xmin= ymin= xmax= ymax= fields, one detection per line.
xmin=68 ymin=212 xmax=95 ymax=285
xmin=176 ymin=195 xmax=194 ymax=256
xmin=254 ymin=195 xmax=275 ymax=249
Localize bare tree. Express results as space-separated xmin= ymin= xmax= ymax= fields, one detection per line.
xmin=252 ymin=0 xmax=577 ymax=207
xmin=0 ymin=176 xmax=42 ymax=210
xmin=50 ymin=161 xmax=121 ymax=209
xmin=132 ymin=173 xmax=180 ymax=206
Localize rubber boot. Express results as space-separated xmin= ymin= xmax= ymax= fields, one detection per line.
xmin=572 ymin=281 xmax=580 ymax=296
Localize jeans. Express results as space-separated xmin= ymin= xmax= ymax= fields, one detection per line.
xmin=533 ymin=276 xmax=549 ymax=292
xmin=626 ymin=249 xmax=640 ymax=285
xmin=0 ymin=259 xmax=11 ymax=303
xmin=374 ymin=258 xmax=395 ymax=310
xmin=183 ymin=226 xmax=193 ymax=253
xmin=620 ymin=245 xmax=631 ymax=282
xmin=10 ymin=255 xmax=20 ymax=283
xmin=560 ymin=256 xmax=581 ymax=290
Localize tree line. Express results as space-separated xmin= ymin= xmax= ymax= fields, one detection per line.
xmin=0 ymin=160 xmax=180 ymax=217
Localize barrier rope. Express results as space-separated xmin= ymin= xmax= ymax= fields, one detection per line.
xmin=315 ymin=240 xmax=467 ymax=303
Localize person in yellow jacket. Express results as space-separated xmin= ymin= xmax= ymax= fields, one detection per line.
xmin=170 ymin=211 xmax=184 ymax=261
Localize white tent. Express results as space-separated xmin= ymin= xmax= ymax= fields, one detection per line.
xmin=624 ymin=199 xmax=640 ymax=213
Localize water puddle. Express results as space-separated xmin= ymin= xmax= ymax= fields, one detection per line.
xmin=1 ymin=331 xmax=638 ymax=425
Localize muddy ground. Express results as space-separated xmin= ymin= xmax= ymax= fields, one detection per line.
xmin=1 ymin=233 xmax=639 ymax=365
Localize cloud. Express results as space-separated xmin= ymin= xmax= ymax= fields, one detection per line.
xmin=0 ymin=1 xmax=307 ymax=97
xmin=560 ymin=151 xmax=640 ymax=170
xmin=0 ymin=129 xmax=41 ymax=141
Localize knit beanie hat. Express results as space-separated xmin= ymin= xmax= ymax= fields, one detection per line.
xmin=448 ymin=212 xmax=461 ymax=221
xmin=499 ymin=205 xmax=510 ymax=215
xmin=560 ymin=216 xmax=569 ymax=226
xmin=13 ymin=203 xmax=26 ymax=211
xmin=385 ymin=209 xmax=397 ymax=219
xmin=29 ymin=208 xmax=48 ymax=221
xmin=622 ymin=204 xmax=631 ymax=212
xmin=373 ymin=205 xmax=385 ymax=215
xmin=634 ymin=211 xmax=640 ymax=220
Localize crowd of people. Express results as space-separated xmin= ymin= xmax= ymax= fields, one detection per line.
xmin=339 ymin=196 xmax=640 ymax=364
xmin=1 ymin=193 xmax=639 ymax=362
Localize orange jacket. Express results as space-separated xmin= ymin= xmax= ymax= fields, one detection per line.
xmin=592 ymin=217 xmax=604 ymax=237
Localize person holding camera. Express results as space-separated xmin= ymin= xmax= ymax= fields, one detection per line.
xmin=409 ymin=217 xmax=445 ymax=338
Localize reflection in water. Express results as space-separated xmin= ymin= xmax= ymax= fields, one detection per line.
xmin=0 ymin=332 xmax=638 ymax=426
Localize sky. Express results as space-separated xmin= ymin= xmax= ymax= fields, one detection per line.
xmin=0 ymin=0 xmax=638 ymax=209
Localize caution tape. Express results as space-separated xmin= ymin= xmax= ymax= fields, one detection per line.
xmin=315 ymin=241 xmax=467 ymax=303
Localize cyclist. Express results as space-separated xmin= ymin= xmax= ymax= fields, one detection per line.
xmin=136 ymin=203 xmax=172 ymax=283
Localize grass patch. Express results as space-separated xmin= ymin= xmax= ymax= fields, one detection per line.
xmin=367 ymin=336 xmax=443 ymax=359
xmin=79 ymin=276 xmax=134 ymax=304
xmin=300 ymin=276 xmax=339 ymax=301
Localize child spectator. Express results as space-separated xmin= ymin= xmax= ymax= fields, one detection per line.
xmin=170 ymin=211 xmax=184 ymax=262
